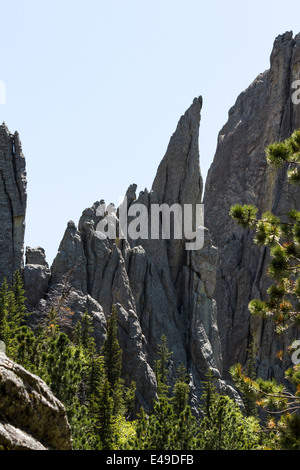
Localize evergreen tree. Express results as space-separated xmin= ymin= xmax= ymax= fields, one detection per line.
xmin=93 ymin=377 xmax=114 ymax=449
xmin=0 ymin=278 xmax=10 ymax=347
xmin=100 ymin=306 xmax=125 ymax=416
xmin=172 ymin=363 xmax=190 ymax=417
xmin=198 ymin=394 xmax=261 ymax=450
xmin=129 ymin=361 xmax=198 ymax=451
xmin=198 ymin=370 xmax=261 ymax=450
xmin=74 ymin=309 xmax=96 ymax=355
xmin=154 ymin=334 xmax=172 ymax=398
xmin=14 ymin=325 xmax=36 ymax=371
xmin=230 ymin=128 xmax=300 ymax=448
xmin=130 ymin=395 xmax=199 ymax=450
xmin=101 ymin=306 xmax=122 ymax=389
xmin=87 ymin=355 xmax=106 ymax=416
xmin=11 ymin=271 xmax=28 ymax=324
xmin=0 ymin=273 xmax=28 ymax=358
xmin=131 ymin=397 xmax=176 ymax=450
xmin=240 ymin=336 xmax=259 ymax=418
xmin=40 ymin=332 xmax=83 ymax=406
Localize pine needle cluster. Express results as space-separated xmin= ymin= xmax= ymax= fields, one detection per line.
xmin=230 ymin=128 xmax=300 ymax=449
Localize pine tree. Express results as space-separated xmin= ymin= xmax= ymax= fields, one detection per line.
xmin=93 ymin=377 xmax=114 ymax=449
xmin=77 ymin=309 xmax=96 ymax=355
xmin=198 ymin=371 xmax=261 ymax=450
xmin=101 ymin=306 xmax=122 ymax=389
xmin=230 ymin=129 xmax=300 ymax=333
xmin=131 ymin=397 xmax=176 ymax=450
xmin=172 ymin=363 xmax=189 ymax=417
xmin=72 ymin=308 xmax=98 ymax=410
xmin=14 ymin=325 xmax=36 ymax=371
xmin=201 ymin=368 xmax=217 ymax=419
xmin=11 ymin=271 xmax=28 ymax=324
xmin=87 ymin=355 xmax=106 ymax=415
xmin=154 ymin=334 xmax=172 ymax=398
xmin=36 ymin=330 xmax=83 ymax=407
xmin=44 ymin=305 xmax=60 ymax=338
xmin=0 ymin=273 xmax=28 ymax=358
xmin=230 ymin=128 xmax=300 ymax=448
xmin=128 ymin=358 xmax=198 ymax=450
xmin=0 ymin=278 xmax=10 ymax=347
xmin=100 ymin=306 xmax=125 ymax=416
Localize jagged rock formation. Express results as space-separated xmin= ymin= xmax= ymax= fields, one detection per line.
xmin=0 ymin=352 xmax=71 ymax=450
xmin=24 ymin=246 xmax=51 ymax=309
xmin=204 ymin=31 xmax=300 ymax=382
xmin=0 ymin=123 xmax=27 ymax=284
xmin=2 ymin=31 xmax=299 ymax=434
xmin=38 ymin=96 xmax=231 ymax=412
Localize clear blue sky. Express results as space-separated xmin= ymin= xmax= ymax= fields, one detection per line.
xmin=0 ymin=0 xmax=299 ymax=265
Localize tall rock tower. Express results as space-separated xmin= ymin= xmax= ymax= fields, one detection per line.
xmin=0 ymin=123 xmax=27 ymax=284
xmin=41 ymin=97 xmax=232 ymax=411
xmin=204 ymin=31 xmax=300 ymax=382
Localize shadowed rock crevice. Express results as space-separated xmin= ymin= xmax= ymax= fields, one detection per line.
xmin=204 ymin=31 xmax=300 ymax=382
xmin=0 ymin=123 xmax=27 ymax=284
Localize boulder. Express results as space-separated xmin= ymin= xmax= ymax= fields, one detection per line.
xmin=0 ymin=352 xmax=72 ymax=450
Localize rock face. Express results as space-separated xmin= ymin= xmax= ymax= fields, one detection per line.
xmin=0 ymin=124 xmax=27 ymax=285
xmin=0 ymin=352 xmax=72 ymax=450
xmin=204 ymin=31 xmax=300 ymax=382
xmin=2 ymin=30 xmax=300 ymax=433
xmin=42 ymin=96 xmax=230 ymax=412
xmin=24 ymin=246 xmax=51 ymax=309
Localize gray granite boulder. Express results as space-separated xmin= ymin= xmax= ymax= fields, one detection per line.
xmin=0 ymin=352 xmax=71 ymax=450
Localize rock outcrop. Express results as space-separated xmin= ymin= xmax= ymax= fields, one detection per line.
xmin=0 ymin=352 xmax=72 ymax=450
xmin=38 ymin=96 xmax=231 ymax=412
xmin=204 ymin=31 xmax=300 ymax=382
xmin=2 ymin=31 xmax=299 ymax=434
xmin=0 ymin=123 xmax=27 ymax=285
xmin=24 ymin=246 xmax=51 ymax=309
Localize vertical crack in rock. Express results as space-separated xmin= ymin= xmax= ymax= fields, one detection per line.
xmin=0 ymin=123 xmax=27 ymax=284
xmin=7 ymin=33 xmax=300 ymax=413
xmin=39 ymin=96 xmax=230 ymax=412
xmin=204 ymin=31 xmax=300 ymax=383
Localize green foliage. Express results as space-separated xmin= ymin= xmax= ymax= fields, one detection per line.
xmin=74 ymin=309 xmax=96 ymax=355
xmin=229 ymin=203 xmax=258 ymax=229
xmin=197 ymin=369 xmax=262 ymax=450
xmin=172 ymin=379 xmax=189 ymax=417
xmin=230 ymin=131 xmax=300 ymax=335
xmin=93 ymin=377 xmax=115 ymax=449
xmin=154 ymin=334 xmax=173 ymax=398
xmin=129 ymin=396 xmax=199 ymax=450
xmin=100 ymin=306 xmax=125 ymax=417
xmin=83 ymin=307 xmax=137 ymax=449
xmin=1 ymin=275 xmax=266 ymax=450
xmin=230 ymin=128 xmax=300 ymax=449
xmin=266 ymin=129 xmax=300 ymax=172
xmin=0 ymin=273 xmax=29 ymax=357
xmin=198 ymin=393 xmax=261 ymax=450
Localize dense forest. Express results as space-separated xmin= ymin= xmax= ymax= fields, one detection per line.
xmin=0 ymin=272 xmax=265 ymax=450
